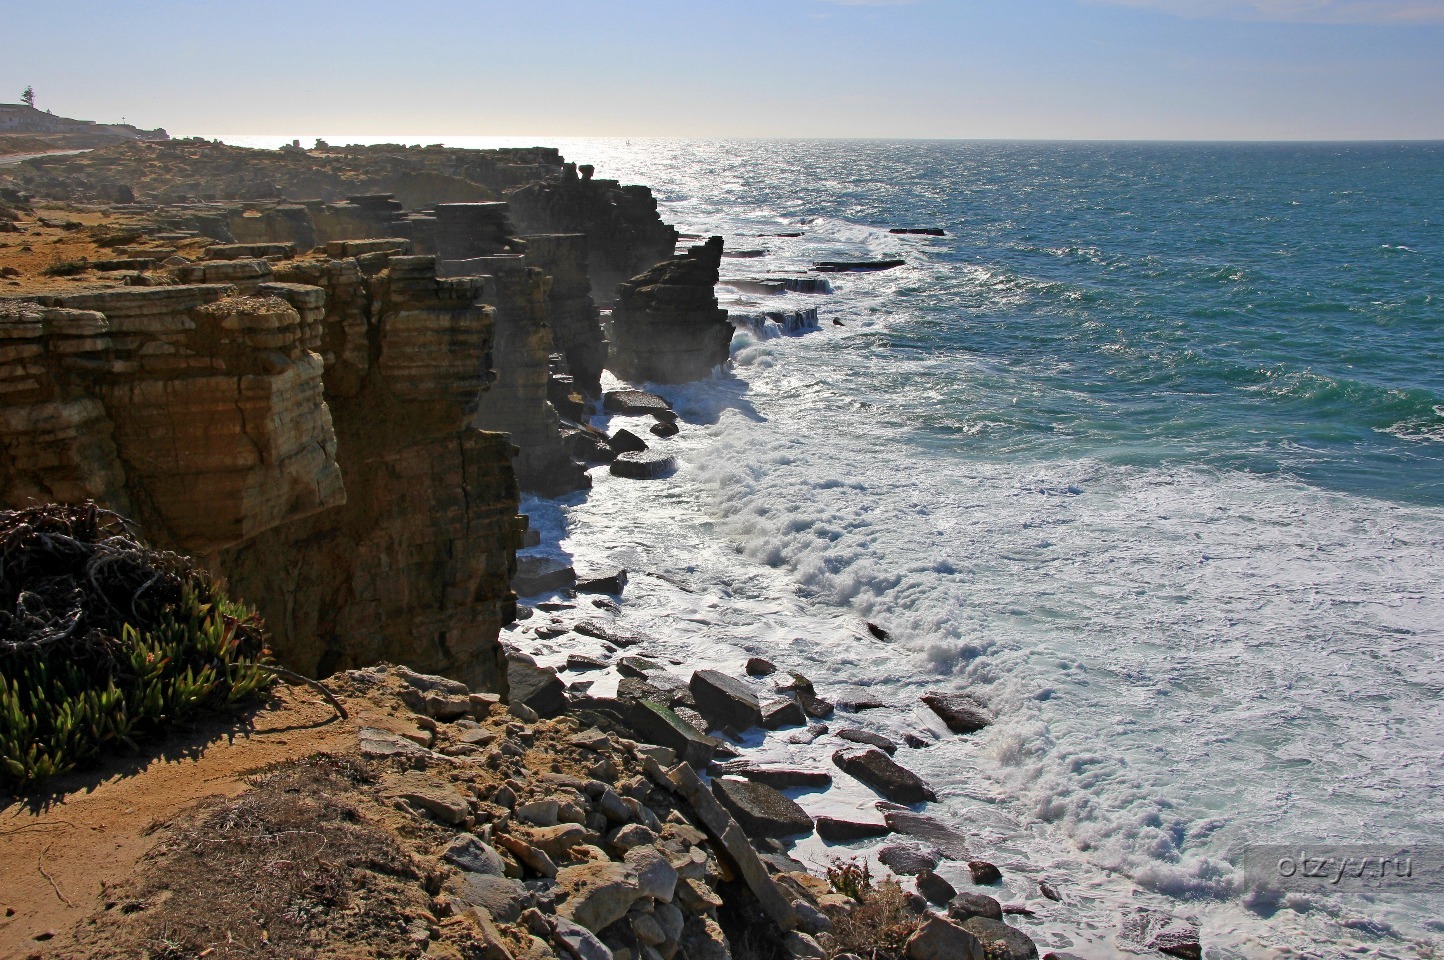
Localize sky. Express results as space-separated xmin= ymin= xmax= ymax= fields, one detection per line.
xmin=4 ymin=0 xmax=1442 ymax=140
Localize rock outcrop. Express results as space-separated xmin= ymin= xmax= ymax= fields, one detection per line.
xmin=0 ymin=249 xmax=524 ymax=689
xmin=506 ymin=164 xmax=678 ymax=305
xmin=606 ymin=237 xmax=732 ymax=384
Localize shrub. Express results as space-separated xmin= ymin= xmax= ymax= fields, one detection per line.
xmin=41 ymin=257 xmax=88 ymax=277
xmin=824 ymin=857 xmax=924 ymax=960
xmin=0 ymin=503 xmax=274 ymax=787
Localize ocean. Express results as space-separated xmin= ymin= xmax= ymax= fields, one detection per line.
xmin=225 ymin=136 xmax=1444 ymax=957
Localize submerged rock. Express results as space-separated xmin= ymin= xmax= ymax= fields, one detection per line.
xmin=921 ymin=692 xmax=991 ymax=734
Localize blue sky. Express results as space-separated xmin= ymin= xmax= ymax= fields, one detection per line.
xmin=4 ymin=0 xmax=1441 ymax=139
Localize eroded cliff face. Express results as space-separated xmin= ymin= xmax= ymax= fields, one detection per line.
xmin=606 ymin=236 xmax=733 ymax=384
xmin=506 ymin=164 xmax=678 ymax=305
xmin=0 ymin=250 xmax=523 ymax=690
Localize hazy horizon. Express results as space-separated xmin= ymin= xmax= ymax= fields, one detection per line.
xmin=7 ymin=0 xmax=1443 ymax=141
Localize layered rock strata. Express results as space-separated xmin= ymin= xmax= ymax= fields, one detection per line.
xmin=606 ymin=237 xmax=732 ymax=384
xmin=521 ymin=233 xmax=607 ymax=396
xmin=0 ymin=250 xmax=524 ymax=688
xmin=506 ymin=164 xmax=679 ymax=304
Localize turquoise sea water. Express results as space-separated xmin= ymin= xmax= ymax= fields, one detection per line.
xmin=224 ymin=136 xmax=1444 ymax=956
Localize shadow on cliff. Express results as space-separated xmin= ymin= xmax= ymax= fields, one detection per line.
xmin=0 ymin=692 xmax=342 ymax=816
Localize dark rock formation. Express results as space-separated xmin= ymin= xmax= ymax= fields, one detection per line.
xmin=522 ymin=234 xmax=606 ymax=397
xmin=606 ymin=237 xmax=731 ymax=384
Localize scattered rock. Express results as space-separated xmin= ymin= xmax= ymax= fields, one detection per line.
xmin=614 ymin=697 xmax=716 ymax=768
xmin=785 ymin=930 xmax=827 ymax=959
xmin=359 ymin=725 xmax=430 ymax=758
xmin=607 ymin=429 xmax=648 ymax=454
xmin=624 ymin=844 xmax=679 ymax=902
xmin=576 ymin=568 xmax=629 ymax=594
xmin=957 ymin=917 xmax=1039 ymax=960
xmin=515 ymin=799 xmax=561 ymax=826
xmin=882 ymin=811 xmax=970 ymax=859
xmin=689 ymin=669 xmax=762 ymax=732
xmin=574 ymin=620 xmax=643 ymax=647
xmin=815 ymin=816 xmax=891 ymax=843
xmin=1119 ymin=909 xmax=1201 ymax=960
xmin=878 ymin=843 xmax=942 ymax=876
xmin=786 ymin=723 xmax=828 ymax=745
xmin=761 ymin=698 xmax=807 ymax=729
xmin=508 ymin=655 xmax=569 ymax=718
xmin=555 ymin=860 xmax=645 ymax=932
xmin=553 ymin=916 xmax=616 ymax=960
xmin=833 ymin=748 xmax=937 ymax=804
xmin=746 ymin=657 xmax=776 ymax=676
xmin=444 ymin=834 xmax=507 ymax=877
xmin=514 ymin=555 xmax=578 ymax=595
xmin=968 ymin=860 xmax=1003 ymax=885
xmin=837 ymin=728 xmax=897 ymax=754
xmin=711 ymin=778 xmax=814 ymax=838
xmin=916 ymin=869 xmax=957 ymax=905
xmin=649 ymin=420 xmax=679 ymax=438
xmin=387 ymin=778 xmax=470 ymax=826
xmin=567 ymin=654 xmax=609 ymax=671
xmin=921 ymin=692 xmax=991 ymax=734
xmin=948 ymin=892 xmax=1004 ymax=923
xmin=459 ymin=874 xmax=530 ymax=923
xmin=905 ymin=915 xmax=985 ymax=960
xmin=714 ymin=762 xmax=832 ymax=790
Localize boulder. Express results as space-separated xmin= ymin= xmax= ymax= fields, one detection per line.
xmin=761 ymin=698 xmax=807 ymax=729
xmin=905 ymin=916 xmax=985 ymax=960
xmin=814 ymin=816 xmax=891 ymax=843
xmin=607 ymin=428 xmax=649 ymax=454
xmin=690 ymin=669 xmax=763 ymax=731
xmin=746 ymin=657 xmax=777 ymax=676
xmin=508 ymin=655 xmax=569 ymax=718
xmin=514 ymin=554 xmax=577 ymax=595
xmin=915 ymin=869 xmax=956 ymax=905
xmin=554 ymin=861 xmax=646 ymax=932
xmin=576 ymin=568 xmax=629 ymax=594
xmin=711 ymin=777 xmax=814 ymax=838
xmin=624 ymin=844 xmax=679 ymax=902
xmin=968 ymin=860 xmax=1003 ymax=885
xmin=837 ymin=728 xmax=897 ymax=754
xmin=459 ymin=874 xmax=530 ymax=923
xmin=921 ymin=692 xmax=991 ymax=734
xmin=615 ymin=697 xmax=716 ymax=768
xmin=444 ymin=834 xmax=507 ymax=877
xmin=958 ymin=917 xmax=1039 ymax=960
xmin=878 ymin=843 xmax=941 ymax=876
xmin=948 ymin=893 xmax=1004 ymax=923
xmin=610 ymin=450 xmax=676 ymax=479
xmin=833 ymin=748 xmax=937 ymax=804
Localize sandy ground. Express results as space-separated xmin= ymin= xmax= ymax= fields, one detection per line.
xmin=0 ymin=685 xmax=356 ymax=958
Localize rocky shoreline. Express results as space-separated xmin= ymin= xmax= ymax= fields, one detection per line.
xmin=0 ymin=138 xmax=1201 ymax=959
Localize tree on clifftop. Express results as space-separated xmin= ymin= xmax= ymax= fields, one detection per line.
xmin=20 ymin=86 xmax=34 ymax=108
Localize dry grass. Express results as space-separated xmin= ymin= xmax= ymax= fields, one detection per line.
xmin=824 ymin=859 xmax=924 ymax=960
xmin=71 ymin=754 xmax=435 ymax=960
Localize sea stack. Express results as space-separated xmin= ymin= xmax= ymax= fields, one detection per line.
xmin=606 ymin=236 xmax=732 ymax=383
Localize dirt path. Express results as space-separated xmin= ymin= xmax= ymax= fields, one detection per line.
xmin=0 ymin=686 xmax=354 ymax=958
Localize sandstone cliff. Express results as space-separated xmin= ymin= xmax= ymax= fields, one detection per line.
xmin=606 ymin=236 xmax=733 ymax=384
xmin=0 ymin=248 xmax=524 ymax=689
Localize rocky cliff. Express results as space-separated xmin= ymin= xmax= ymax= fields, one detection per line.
xmin=0 ymin=248 xmax=524 ymax=689
xmin=606 ymin=236 xmax=733 ymax=384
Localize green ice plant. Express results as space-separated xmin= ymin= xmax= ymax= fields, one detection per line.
xmin=0 ymin=586 xmax=274 ymax=788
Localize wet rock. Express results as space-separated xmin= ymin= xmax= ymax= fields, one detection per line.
xmin=812 ymin=259 xmax=906 ymax=273
xmin=711 ymin=777 xmax=814 ymax=838
xmin=577 ymin=568 xmax=629 ymax=594
xmin=903 ymin=732 xmax=934 ymax=749
xmin=761 ymin=698 xmax=807 ymax=729
xmin=786 ymin=723 xmax=829 ymax=745
xmin=815 ymin=816 xmax=891 ymax=843
xmin=603 ymin=389 xmax=676 ymax=420
xmin=1119 ymin=909 xmax=1201 ymax=960
xmin=866 ymin=622 xmax=892 ymax=641
xmin=563 ymin=424 xmax=617 ymax=464
xmin=690 ymin=669 xmax=763 ymax=731
xmin=746 ymin=657 xmax=777 ymax=676
xmin=592 ymin=597 xmax=621 ymax=613
xmin=958 ymin=917 xmax=1039 ymax=960
xmin=515 ymin=554 xmax=578 ymax=595
xmin=610 ymin=449 xmax=676 ymax=479
xmin=1039 ymin=880 xmax=1062 ymax=902
xmin=968 ymin=860 xmax=1003 ymax=885
xmin=838 ymin=698 xmax=888 ymax=713
xmin=575 ymin=620 xmax=643 ymax=646
xmin=921 ymin=692 xmax=991 ymax=734
xmin=878 ymin=843 xmax=941 ymax=876
xmin=890 ymin=227 xmax=947 ymax=236
xmin=567 ymin=654 xmax=609 ymax=671
xmin=905 ymin=916 xmax=985 ymax=960
xmin=714 ymin=762 xmax=832 ymax=790
xmin=649 ymin=420 xmax=679 ymax=438
xmin=948 ymin=892 xmax=1004 ymax=923
xmin=508 ymin=655 xmax=569 ymax=718
xmin=837 ymin=728 xmax=897 ymax=754
xmin=607 ymin=428 xmax=648 ymax=455
xmin=617 ymin=656 xmax=662 ymax=678
xmin=833 ymin=748 xmax=937 ymax=804
xmin=916 ymin=869 xmax=957 ymax=905
xmin=883 ymin=811 xmax=970 ymax=859
xmin=444 ymin=834 xmax=507 ymax=877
